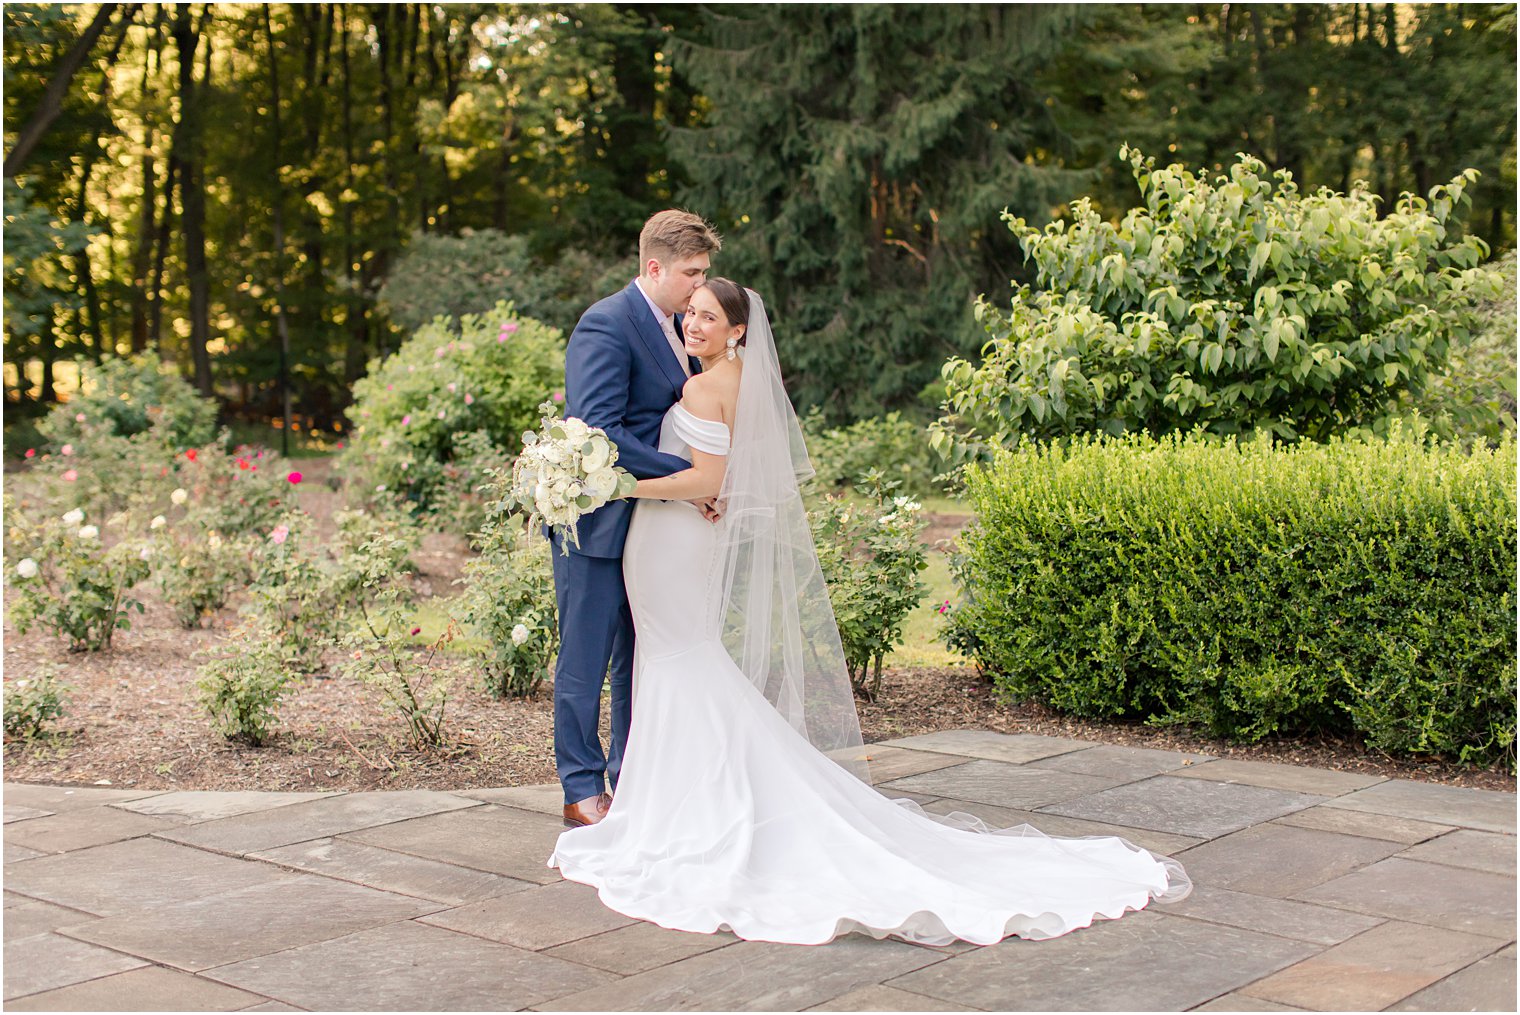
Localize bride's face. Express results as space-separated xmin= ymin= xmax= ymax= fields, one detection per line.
xmin=682 ymin=286 xmax=744 ymax=359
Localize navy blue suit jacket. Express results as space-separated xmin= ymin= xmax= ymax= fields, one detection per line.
xmin=558 ymin=282 xmax=699 ymax=558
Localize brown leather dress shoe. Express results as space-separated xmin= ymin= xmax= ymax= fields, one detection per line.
xmin=562 ymin=792 xmax=612 ymax=829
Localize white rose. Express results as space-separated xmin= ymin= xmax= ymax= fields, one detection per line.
xmin=78 ymin=525 xmax=99 ymax=539
xmin=150 ymin=515 xmax=167 ymax=530
xmin=582 ymin=437 xmax=612 ymax=473
xmin=511 ymin=624 xmax=530 ymax=645
xmin=138 ymin=546 xmax=152 ymax=561
xmin=15 ymin=558 xmax=39 ymax=579
xmin=62 ymin=508 xmax=85 ymax=526
xmin=170 ymin=488 xmax=189 ymax=505
xmin=562 ymin=418 xmax=591 ymax=443
xmin=584 ymin=467 xmax=619 ymax=500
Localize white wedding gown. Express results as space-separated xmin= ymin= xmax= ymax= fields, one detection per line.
xmin=548 ymin=403 xmax=1190 ymax=946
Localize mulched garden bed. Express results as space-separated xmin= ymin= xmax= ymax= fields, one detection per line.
xmin=3 ymin=460 xmax=1512 ymax=794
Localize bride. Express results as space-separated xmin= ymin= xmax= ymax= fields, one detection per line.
xmin=548 ymin=279 xmax=1190 ymax=946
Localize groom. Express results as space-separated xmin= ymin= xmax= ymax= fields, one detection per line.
xmin=552 ymin=209 xmax=723 ymax=828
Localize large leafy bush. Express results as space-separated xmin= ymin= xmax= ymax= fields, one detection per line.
xmin=343 ymin=304 xmax=565 ymax=513
xmin=934 ymin=148 xmax=1504 ymax=460
xmin=802 ymin=410 xmax=943 ymax=498
xmin=946 ymin=425 xmax=1516 ymax=768
xmin=38 ymin=354 xmax=218 ymax=451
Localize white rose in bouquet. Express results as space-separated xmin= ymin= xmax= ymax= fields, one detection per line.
xmin=584 ymin=467 xmax=620 ymax=500
xmin=582 ymin=434 xmax=613 ymax=473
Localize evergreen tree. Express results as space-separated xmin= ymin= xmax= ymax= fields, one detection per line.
xmin=667 ymin=4 xmax=1086 ymax=421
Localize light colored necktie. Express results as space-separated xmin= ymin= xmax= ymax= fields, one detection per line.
xmin=662 ymin=316 xmax=691 ymax=378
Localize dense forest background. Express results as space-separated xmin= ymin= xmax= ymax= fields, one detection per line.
xmin=4 ymin=3 xmax=1515 ymax=432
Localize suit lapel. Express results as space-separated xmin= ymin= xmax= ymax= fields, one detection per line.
xmin=622 ymin=283 xmax=687 ymax=392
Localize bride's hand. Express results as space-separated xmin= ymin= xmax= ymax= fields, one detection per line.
xmin=691 ymin=496 xmax=722 ymax=523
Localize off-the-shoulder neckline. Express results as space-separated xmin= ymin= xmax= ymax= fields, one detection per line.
xmin=673 ymin=401 xmax=730 ymax=432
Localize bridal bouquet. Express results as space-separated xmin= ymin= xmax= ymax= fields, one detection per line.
xmin=510 ymin=400 xmax=637 ymax=553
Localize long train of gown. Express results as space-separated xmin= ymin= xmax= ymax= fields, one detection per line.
xmin=549 ymin=404 xmax=1190 ymax=946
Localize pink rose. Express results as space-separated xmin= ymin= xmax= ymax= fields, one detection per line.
xmin=24 ymin=448 xmax=34 ymax=459
xmin=552 ymin=390 xmax=564 ymax=403
xmin=62 ymin=469 xmax=78 ymax=482
xmin=502 ymin=322 xmax=519 ymax=335
xmin=75 ymin=413 xmax=86 ymax=423
xmin=60 ymin=444 xmax=74 ymax=456
xmin=447 ymin=383 xmax=457 ymax=393
xmin=437 ymin=410 xmax=446 ymax=420
xmin=287 ymin=471 xmax=303 ymax=485
xmin=464 ymin=393 xmax=474 ymax=405
xmin=401 ymin=415 xmax=411 ymax=426
xmin=269 ymin=525 xmax=290 ymax=544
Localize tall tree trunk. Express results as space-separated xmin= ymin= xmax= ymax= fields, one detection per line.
xmin=340 ymin=6 xmax=369 ymax=386
xmin=4 ymin=4 xmax=127 ymax=178
xmin=264 ymin=6 xmax=295 ymax=451
xmin=74 ymin=155 xmax=103 ymax=359
xmin=171 ymin=4 xmax=212 ymax=396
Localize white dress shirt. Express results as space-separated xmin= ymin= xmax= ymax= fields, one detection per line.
xmin=634 ymin=276 xmax=691 ymax=378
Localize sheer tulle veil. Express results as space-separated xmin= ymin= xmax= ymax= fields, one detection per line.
xmin=707 ymin=289 xmax=871 ymax=779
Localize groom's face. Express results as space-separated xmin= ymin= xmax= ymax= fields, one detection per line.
xmin=646 ymin=254 xmax=711 ymax=317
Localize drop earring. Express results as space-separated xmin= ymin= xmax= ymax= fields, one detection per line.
xmin=726 ymin=337 xmax=738 ymax=361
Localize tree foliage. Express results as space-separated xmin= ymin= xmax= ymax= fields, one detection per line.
xmin=934 ymin=148 xmax=1503 ymax=458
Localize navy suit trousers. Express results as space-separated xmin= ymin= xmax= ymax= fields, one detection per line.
xmin=550 ymin=544 xmax=635 ymax=805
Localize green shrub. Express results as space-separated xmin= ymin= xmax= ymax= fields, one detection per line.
xmin=452 ymin=501 xmax=558 ymax=700
xmin=173 ymin=441 xmax=300 ymax=538
xmin=8 ymin=508 xmax=152 ymax=652
xmin=948 ymin=424 xmax=1516 ymax=767
xmin=934 ymin=148 xmax=1505 ymax=462
xmin=150 ymin=520 xmax=252 ymax=629
xmin=1404 ymin=250 xmax=1517 ymax=442
xmin=377 ymin=228 xmax=631 ymax=337
xmin=38 ymin=354 xmax=218 ymax=452
xmin=3 ymin=668 xmax=71 ymax=741
xmin=802 ymin=409 xmax=943 ymax=498
xmin=195 ymin=623 xmax=292 ymax=746
xmin=243 ymin=511 xmax=344 ymax=677
xmin=811 ymin=477 xmax=931 ymax=700
xmin=343 ymin=303 xmax=564 ymax=514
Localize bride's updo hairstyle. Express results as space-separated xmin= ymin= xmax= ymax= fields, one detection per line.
xmin=702 ymin=277 xmax=750 ymax=346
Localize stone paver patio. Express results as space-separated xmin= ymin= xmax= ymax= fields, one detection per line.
xmin=3 ymin=730 xmax=1515 ymax=1011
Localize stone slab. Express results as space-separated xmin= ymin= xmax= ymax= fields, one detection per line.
xmin=237 ymin=1003 xmax=302 ymax=1012
xmin=886 ymin=911 xmax=1317 ymax=1012
xmin=1190 ymin=994 xmax=1308 ymax=1011
xmin=917 ymin=797 xmax=1203 ymax=857
xmin=4 ymin=843 xmax=45 ymax=864
xmin=1324 ymin=779 xmax=1517 ymax=833
xmin=420 ymin=878 xmax=636 ymax=950
xmin=4 ymin=837 xmax=293 ymax=917
xmin=1386 ymin=943 xmax=1518 ymax=1012
xmin=3 ymin=931 xmax=147 ymax=1001
xmin=344 ymin=803 xmax=565 ymax=884
xmin=3 ymin=806 xmax=177 ymax=854
xmin=543 ymin=919 xmax=739 ymax=975
xmin=112 ymin=790 xmax=337 ymax=823
xmin=1169 ymin=757 xmax=1385 ymax=796
xmin=155 ymin=789 xmax=479 ymax=856
xmin=1293 ymin=856 xmax=1519 ymax=940
xmin=862 ymin=747 xmax=973 ymax=785
xmin=3 ymin=785 xmax=164 ymax=812
xmin=877 ymin=730 xmax=1094 ymax=764
xmin=1171 ymin=822 xmax=1403 ymax=898
xmin=253 ymin=836 xmax=535 ymax=906
xmin=61 ymin=874 xmax=441 ymax=971
xmin=2 ymin=898 xmax=97 ymax=941
xmin=1041 ymin=775 xmax=1323 ymax=839
xmin=1167 ymin=883 xmax=1383 ymax=945
xmin=456 ymin=783 xmax=563 ymax=817
xmin=1238 ymin=919 xmax=1503 ymax=1010
xmin=3 ymin=805 xmax=54 ymax=824
xmin=881 ymin=759 xmax=1125 ymax=811
xmin=1396 ymin=828 xmax=1517 ymax=877
xmin=806 ymin=984 xmax=977 ymax=1011
xmin=1027 ymin=744 xmax=1213 ymax=782
xmin=536 ymin=935 xmax=946 ymax=1011
xmin=1271 ymin=804 xmax=1455 ymax=844
xmin=5 ymin=965 xmax=269 ymax=1012
xmin=205 ymin=919 xmax=617 ymax=1011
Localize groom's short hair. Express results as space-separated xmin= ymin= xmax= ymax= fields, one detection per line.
xmin=639 ymin=210 xmax=722 ymax=271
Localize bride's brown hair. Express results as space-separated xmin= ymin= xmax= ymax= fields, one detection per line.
xmin=701 ymin=278 xmax=750 ymax=346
